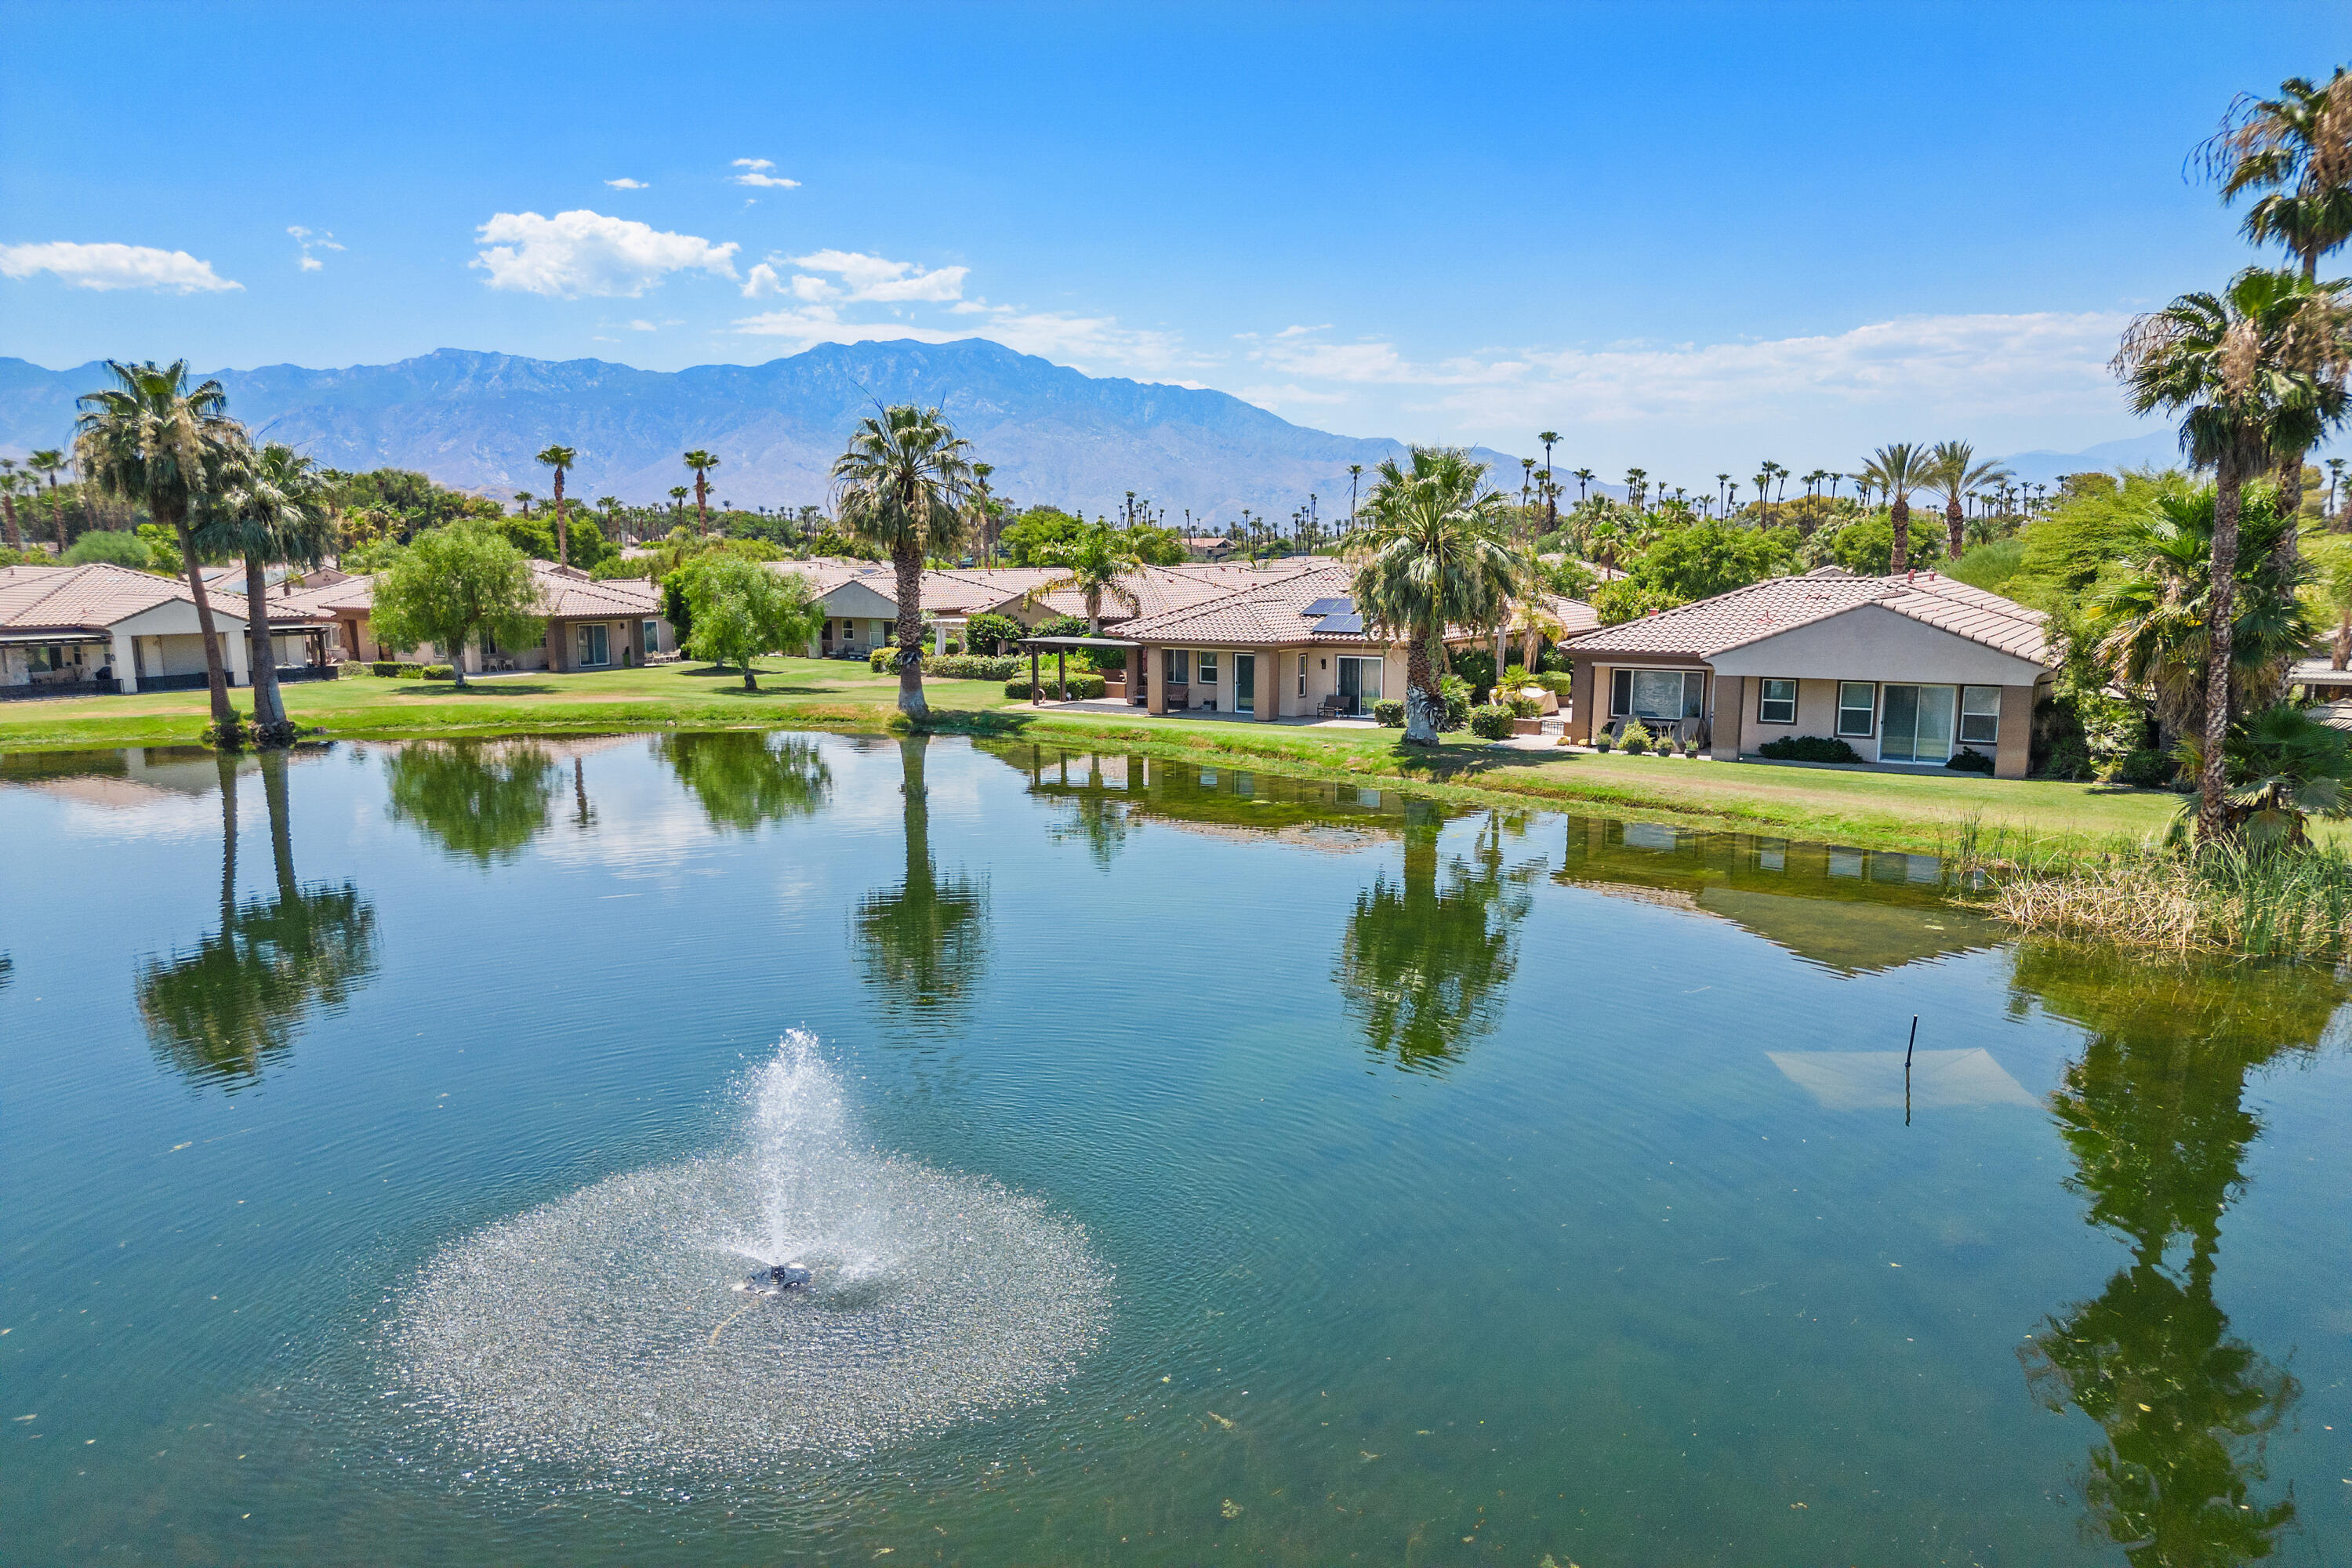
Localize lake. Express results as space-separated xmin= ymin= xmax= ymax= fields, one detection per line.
xmin=2 ymin=731 xmax=2347 ymax=1566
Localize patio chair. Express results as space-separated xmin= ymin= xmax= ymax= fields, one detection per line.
xmin=1317 ymin=693 xmax=1349 ymax=718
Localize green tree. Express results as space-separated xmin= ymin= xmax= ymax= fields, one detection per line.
xmin=1631 ymin=514 xmax=1798 ymax=603
xmin=60 ymin=529 xmax=153 ymax=568
xmin=1127 ymin=523 xmax=1190 ymax=564
xmin=683 ymin=449 xmax=720 ymax=535
xmin=831 ymin=405 xmax=976 ymax=719
xmin=1028 ymin=522 xmax=1142 ymax=633
xmin=1348 ymin=447 xmax=1521 ymax=745
xmin=199 ymin=441 xmax=336 ymax=744
xmin=368 ymin=521 xmax=546 ymax=688
xmin=73 ymin=361 xmax=245 ymax=736
xmin=2114 ymin=268 xmax=2352 ymax=838
xmin=854 ymin=735 xmax=989 ymax=1019
xmin=676 ymin=554 xmax=818 ymax=689
xmin=535 ymin=444 xmax=576 ymax=565
xmin=996 ymin=506 xmax=1090 ymax=565
xmin=1860 ymin=441 xmax=1930 ymax=573
xmin=28 ymin=447 xmax=67 ymax=550
xmin=385 ymin=739 xmax=558 ymax=863
xmin=658 ymin=730 xmax=833 ymax=831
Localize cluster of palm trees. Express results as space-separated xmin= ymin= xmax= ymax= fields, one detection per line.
xmin=0 ymin=449 xmax=71 ymax=550
xmin=71 ymin=361 xmax=338 ymax=746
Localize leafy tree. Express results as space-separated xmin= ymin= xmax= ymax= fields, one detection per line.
xmin=385 ymin=739 xmax=557 ymax=864
xmin=1349 ymin=448 xmax=1521 ymax=744
xmin=1128 ymin=523 xmax=1189 ymax=564
xmin=996 ymin=506 xmax=1089 ymax=566
xmin=27 ymin=447 xmax=68 ymax=549
xmin=962 ymin=612 xmax=1026 ymax=655
xmin=1633 ymin=515 xmax=1797 ymax=601
xmin=658 ymin=731 xmax=833 ymax=831
xmin=2115 ymin=267 xmax=2352 ymax=839
xmin=369 ymin=521 xmax=546 ymax=688
xmin=60 ymin=529 xmax=153 ymax=568
xmin=73 ymin=361 xmax=245 ymax=736
xmin=675 ymin=555 xmax=818 ymax=689
xmin=1826 ymin=510 xmax=1945 ymax=575
xmin=832 ymin=405 xmax=976 ymax=718
xmin=199 ymin=441 xmax=336 ymax=744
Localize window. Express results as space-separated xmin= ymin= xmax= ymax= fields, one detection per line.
xmin=1196 ymin=651 xmax=1218 ymax=683
xmin=644 ymin=619 xmax=661 ymax=654
xmin=1758 ymin=677 xmax=1798 ymax=726
xmin=1164 ymin=648 xmax=1188 ymax=684
xmin=1835 ymin=681 xmax=1876 ymax=738
xmin=1610 ymin=667 xmax=1704 ymax=720
xmin=1960 ymin=685 xmax=2002 ymax=745
xmin=1298 ymin=653 xmax=1307 ymax=697
xmin=576 ymin=624 xmax=610 ymax=667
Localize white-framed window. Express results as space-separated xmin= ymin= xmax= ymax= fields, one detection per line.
xmin=1960 ymin=685 xmax=2002 ymax=745
xmin=1298 ymin=653 xmax=1307 ymax=696
xmin=577 ymin=624 xmax=610 ymax=667
xmin=1196 ymin=651 xmax=1218 ymax=683
xmin=1836 ymin=681 xmax=1876 ymax=738
xmin=1610 ymin=667 xmax=1704 ymax=720
xmin=1758 ymin=677 xmax=1798 ymax=726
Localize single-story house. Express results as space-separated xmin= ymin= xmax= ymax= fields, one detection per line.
xmin=0 ymin=563 xmax=336 ymax=696
xmin=1562 ymin=567 xmax=2055 ymax=777
xmin=276 ymin=561 xmax=674 ymax=673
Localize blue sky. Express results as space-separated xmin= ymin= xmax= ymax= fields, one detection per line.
xmin=2 ymin=0 xmax=2345 ymax=476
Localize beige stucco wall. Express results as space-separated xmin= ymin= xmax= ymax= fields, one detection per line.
xmin=1708 ymin=602 xmax=2048 ymax=688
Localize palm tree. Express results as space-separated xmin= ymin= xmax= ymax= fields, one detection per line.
xmin=1519 ymin=456 xmax=1535 ymax=515
xmin=967 ymin=461 xmax=997 ymax=564
xmin=1920 ymin=441 xmax=2014 ymax=560
xmin=683 ymin=450 xmax=720 ymax=535
xmin=2327 ymin=456 xmax=2349 ymax=528
xmin=0 ymin=460 xmax=22 ymax=550
xmin=535 ymin=445 xmax=576 ymax=565
xmin=28 ymin=448 xmax=67 ymax=550
xmin=831 ymin=405 xmax=975 ymax=717
xmin=73 ymin=361 xmax=244 ymax=736
xmin=855 ymin=735 xmax=988 ymax=1020
xmin=200 ymin=441 xmax=335 ymax=745
xmin=1029 ymin=523 xmax=1142 ymax=633
xmin=1571 ymin=466 xmax=1593 ymax=506
xmin=666 ymin=485 xmax=688 ymax=528
xmin=2115 ymin=267 xmax=2352 ymax=839
xmin=1537 ymin=430 xmax=1560 ymax=532
xmin=1624 ymin=466 xmax=1647 ymax=508
xmin=1860 ymin=443 xmax=1929 ymax=572
xmin=1347 ymin=447 xmax=1519 ymax=745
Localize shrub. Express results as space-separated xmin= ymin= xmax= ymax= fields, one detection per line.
xmin=1507 ymin=692 xmax=1542 ymax=719
xmin=1621 ymin=719 xmax=1653 ymax=755
xmin=2038 ymin=735 xmax=2093 ymax=781
xmin=339 ymin=659 xmax=371 ymax=677
xmin=1450 ymin=648 xmax=1497 ymax=700
xmin=1530 ymin=670 xmax=1574 ymax=698
xmin=1537 ymin=649 xmax=1572 ymax=674
xmin=1437 ymin=674 xmax=1471 ymax=731
xmin=1033 ymin=614 xmax=1090 ymax=641
xmin=962 ymin=612 xmax=1026 ymax=656
xmin=868 ymin=645 xmax=895 ymax=673
xmin=61 ymin=530 xmax=153 ymax=569
xmin=2114 ymin=747 xmax=2177 ymax=788
xmin=1372 ymin=698 xmax=1405 ymax=728
xmin=1680 ymin=735 xmax=1700 ymax=757
xmin=370 ymin=660 xmax=399 ymax=677
xmin=1004 ymin=673 xmax=1108 ymax=700
xmin=422 ymin=664 xmax=456 ymax=681
xmin=1469 ymin=702 xmax=1516 ymax=740
xmin=1759 ymin=735 xmax=1858 ymax=763
xmin=1593 ymin=731 xmax=1613 ymax=753
xmin=1946 ymin=746 xmax=1995 ymax=775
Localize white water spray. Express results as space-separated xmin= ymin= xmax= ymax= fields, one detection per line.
xmin=395 ymin=1032 xmax=1110 ymax=1470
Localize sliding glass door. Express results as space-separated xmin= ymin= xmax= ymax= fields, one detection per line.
xmin=1880 ymin=684 xmax=1955 ymax=763
xmin=1337 ymin=656 xmax=1382 ymax=716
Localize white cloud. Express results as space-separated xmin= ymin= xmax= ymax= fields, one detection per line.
xmin=470 ymin=209 xmax=738 ymax=298
xmin=287 ymin=225 xmax=342 ymax=273
xmin=604 ymin=177 xmax=648 ymax=189
xmin=1236 ymin=383 xmax=1352 ymax=409
xmin=788 ymin=249 xmax=966 ymax=302
xmin=790 ymin=273 xmax=836 ymax=302
xmin=740 ymin=261 xmax=782 ymax=299
xmin=731 ymin=158 xmax=800 ymax=189
xmin=0 ymin=241 xmax=241 ymax=293
xmin=628 ymin=319 xmax=657 ymax=331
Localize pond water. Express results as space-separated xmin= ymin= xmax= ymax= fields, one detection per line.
xmin=2 ymin=731 xmax=2348 ymax=1566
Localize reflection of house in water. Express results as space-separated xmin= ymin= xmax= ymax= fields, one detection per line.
xmin=1556 ymin=817 xmax=2004 ymax=975
xmin=0 ymin=745 xmax=329 ymax=808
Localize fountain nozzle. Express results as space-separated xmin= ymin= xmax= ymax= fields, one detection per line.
xmin=735 ymin=1263 xmax=814 ymax=1298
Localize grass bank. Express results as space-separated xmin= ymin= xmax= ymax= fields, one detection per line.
xmin=0 ymin=659 xmax=2189 ymax=858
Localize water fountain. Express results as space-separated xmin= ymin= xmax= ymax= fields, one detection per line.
xmin=395 ymin=1032 xmax=1111 ymax=1471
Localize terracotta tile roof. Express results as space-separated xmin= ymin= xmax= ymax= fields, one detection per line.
xmin=1116 ymin=562 xmax=1380 ymax=648
xmin=528 ymin=561 xmax=662 ymax=619
xmin=1563 ymin=568 xmax=2049 ymax=666
xmin=0 ymin=562 xmax=330 ymax=633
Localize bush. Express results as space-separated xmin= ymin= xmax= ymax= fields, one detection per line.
xmin=2039 ymin=735 xmax=2093 ymax=781
xmin=1946 ymin=746 xmax=1996 ymax=775
xmin=1451 ymin=648 xmax=1497 ymax=700
xmin=1679 ymin=735 xmax=1700 ymax=757
xmin=1437 ymin=674 xmax=1471 ymax=731
xmin=1004 ymin=673 xmax=1108 ymax=700
xmin=422 ymin=663 xmax=456 ymax=681
xmin=1537 ymin=649 xmax=1572 ymax=674
xmin=338 ymin=659 xmax=370 ymax=677
xmin=1593 ymin=731 xmax=1613 ymax=752
xmin=1469 ymin=703 xmax=1516 ymax=740
xmin=1372 ymin=699 xmax=1405 ymax=728
xmin=1033 ymin=614 xmax=1089 ymax=641
xmin=1759 ymin=735 xmax=1858 ymax=763
xmin=1621 ymin=719 xmax=1653 ymax=755
xmin=372 ymin=659 xmax=427 ymax=678
xmin=2113 ymin=747 xmax=2177 ymax=788
xmin=61 ymin=530 xmax=154 ymax=569
xmin=867 ymin=645 xmax=895 ymax=673
xmin=962 ymin=612 xmax=1026 ymax=656
xmin=1507 ymin=692 xmax=1542 ymax=719
xmin=1530 ymin=670 xmax=1574 ymax=698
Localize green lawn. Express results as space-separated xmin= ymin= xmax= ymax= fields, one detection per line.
xmin=0 ymin=659 xmax=2191 ymax=856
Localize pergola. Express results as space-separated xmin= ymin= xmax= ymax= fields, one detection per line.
xmin=1016 ymin=634 xmax=1139 ymax=704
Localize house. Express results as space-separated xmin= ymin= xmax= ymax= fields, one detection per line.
xmin=274 ymin=560 xmax=674 ymax=673
xmin=786 ymin=560 xmax=1312 ymax=656
xmin=1561 ymin=568 xmax=2054 ymax=777
xmin=0 ymin=563 xmax=336 ymax=696
xmin=1102 ymin=561 xmax=1409 ymax=719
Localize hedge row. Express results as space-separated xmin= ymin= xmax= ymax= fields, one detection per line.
xmin=1004 ymin=673 xmax=1109 ymax=700
xmin=866 ymin=648 xmax=1029 ymax=681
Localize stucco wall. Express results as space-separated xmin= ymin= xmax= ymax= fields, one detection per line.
xmin=1709 ymin=602 xmax=2048 ymax=687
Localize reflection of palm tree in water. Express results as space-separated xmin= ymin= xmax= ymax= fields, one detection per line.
xmin=855 ymin=735 xmax=987 ymax=1016
xmin=1337 ymin=804 xmax=1533 ymax=1072
xmin=137 ymin=750 xmax=378 ymax=1087
xmin=2013 ymin=948 xmax=2336 ymax=1564
xmin=384 ymin=739 xmax=558 ymax=864
xmin=1044 ymin=753 xmax=1130 ymax=870
xmin=658 ymin=731 xmax=833 ymax=832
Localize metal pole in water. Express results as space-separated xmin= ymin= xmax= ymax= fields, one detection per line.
xmin=1904 ymin=1014 xmax=1918 ymax=1127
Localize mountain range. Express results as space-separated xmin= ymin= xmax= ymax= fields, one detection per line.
xmin=0 ymin=340 xmax=1520 ymax=523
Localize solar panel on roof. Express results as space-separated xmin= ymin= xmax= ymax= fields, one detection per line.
xmin=1302 ymin=596 xmax=1352 ymax=615
xmin=1312 ymin=611 xmax=1366 ymax=634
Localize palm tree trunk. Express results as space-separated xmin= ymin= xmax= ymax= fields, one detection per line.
xmin=1946 ymin=498 xmax=1964 ymax=561
xmin=1890 ymin=495 xmax=1911 ymax=574
xmin=175 ymin=510 xmax=239 ymax=739
xmin=1402 ymin=634 xmax=1440 ymax=746
xmin=244 ymin=548 xmax=290 ymax=739
xmin=261 ymin=748 xmax=296 ymax=899
xmin=893 ymin=543 xmax=928 ymax=718
xmin=2275 ymin=453 xmax=2306 ymax=577
xmin=1 ymin=492 xmax=19 ymax=550
xmin=554 ymin=470 xmax=569 ymax=567
xmin=216 ymin=751 xmax=239 ymax=923
xmin=2199 ymin=458 xmax=2244 ymax=843
xmin=695 ymin=474 xmax=708 ymax=537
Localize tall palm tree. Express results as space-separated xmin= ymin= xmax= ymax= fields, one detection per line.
xmin=666 ymin=485 xmax=689 ymax=528
xmin=1624 ymin=466 xmax=1647 ymax=508
xmin=28 ymin=448 xmax=67 ymax=550
xmin=1029 ymin=523 xmax=1143 ymax=633
xmin=2115 ymin=267 xmax=2352 ymax=839
xmin=0 ymin=460 xmax=22 ymax=550
xmin=1519 ymin=456 xmax=1535 ymax=516
xmin=831 ymin=405 xmax=975 ymax=717
xmin=1920 ymin=441 xmax=2014 ymax=560
xmin=682 ymin=450 xmax=720 ymax=535
xmin=1537 ymin=430 xmax=1559 ymax=532
xmin=74 ymin=361 xmax=244 ymax=735
xmin=1571 ymin=466 xmax=1593 ymax=506
xmin=200 ymin=441 xmax=335 ymax=744
xmin=967 ymin=461 xmax=998 ymax=564
xmin=1860 ymin=442 xmax=1929 ymax=572
xmin=535 ymin=445 xmax=576 ymax=565
xmin=1347 ymin=447 xmax=1519 ymax=745
xmin=2327 ymin=456 xmax=2349 ymax=527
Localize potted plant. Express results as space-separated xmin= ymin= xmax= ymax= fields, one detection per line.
xmin=1621 ymin=719 xmax=1652 ymax=755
